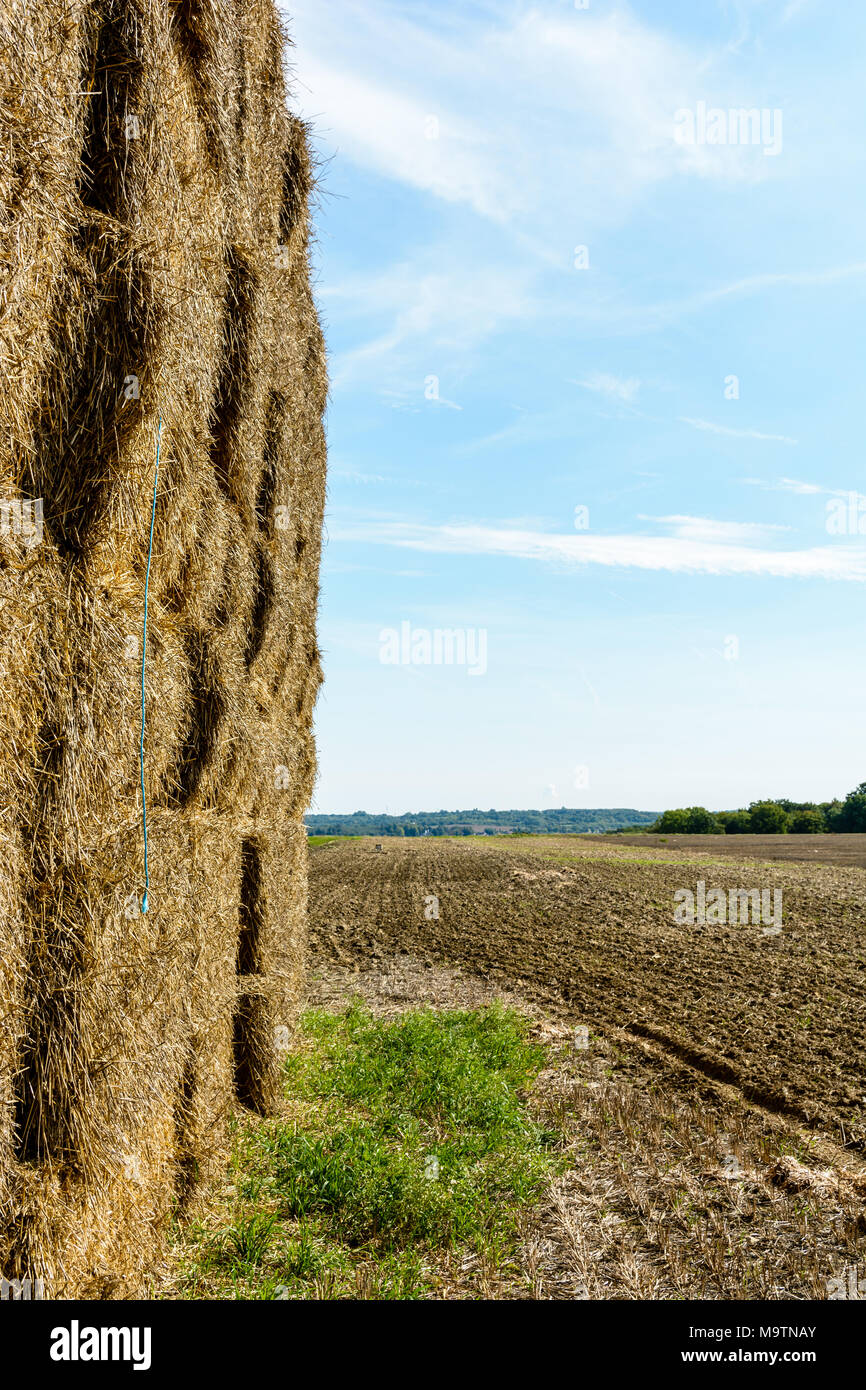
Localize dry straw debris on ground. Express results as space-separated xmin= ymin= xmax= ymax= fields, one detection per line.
xmin=0 ymin=0 xmax=326 ymax=1296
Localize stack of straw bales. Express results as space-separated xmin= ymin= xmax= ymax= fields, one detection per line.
xmin=0 ymin=0 xmax=326 ymax=1295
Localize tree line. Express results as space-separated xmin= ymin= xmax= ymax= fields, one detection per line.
xmin=305 ymin=807 xmax=658 ymax=837
xmin=651 ymin=784 xmax=866 ymax=835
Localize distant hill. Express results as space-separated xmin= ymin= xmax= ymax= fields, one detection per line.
xmin=305 ymin=808 xmax=659 ymax=837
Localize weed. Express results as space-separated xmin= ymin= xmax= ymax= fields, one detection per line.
xmin=172 ymin=1003 xmax=562 ymax=1299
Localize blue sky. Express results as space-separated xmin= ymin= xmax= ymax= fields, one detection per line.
xmin=280 ymin=0 xmax=866 ymax=814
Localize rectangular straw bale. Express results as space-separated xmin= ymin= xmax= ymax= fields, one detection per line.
xmin=0 ymin=0 xmax=326 ymax=1296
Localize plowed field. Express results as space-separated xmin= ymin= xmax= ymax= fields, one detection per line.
xmin=309 ymin=835 xmax=866 ymax=1152
xmin=602 ymin=832 xmax=866 ymax=869
xmin=303 ymin=835 xmax=866 ymax=1298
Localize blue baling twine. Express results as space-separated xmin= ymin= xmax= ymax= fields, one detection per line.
xmin=140 ymin=413 xmax=161 ymax=915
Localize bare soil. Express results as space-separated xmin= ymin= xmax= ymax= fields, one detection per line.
xmin=602 ymin=832 xmax=866 ymax=869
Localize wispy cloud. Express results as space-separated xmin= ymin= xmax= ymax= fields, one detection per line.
xmin=617 ymin=262 xmax=866 ymax=335
xmin=288 ymin=1 xmax=866 ymax=388
xmin=457 ymin=405 xmax=580 ymax=455
xmin=324 ymin=259 xmax=539 ymax=387
xmin=330 ymin=519 xmax=866 ymax=581
xmin=639 ymin=513 xmax=790 ymax=543
xmin=742 ymin=475 xmax=823 ymax=494
xmin=744 ymin=476 xmax=866 ymax=502
xmin=782 ymin=0 xmax=811 ymax=22
xmin=575 ymin=371 xmax=641 ymax=402
xmin=679 ymin=416 xmax=798 ymax=444
xmin=287 ymin=0 xmax=791 ymax=250
xmin=327 ymin=254 xmax=866 ymax=388
xmin=333 ymin=469 xmax=388 ymax=484
xmin=290 ymin=52 xmax=518 ymax=223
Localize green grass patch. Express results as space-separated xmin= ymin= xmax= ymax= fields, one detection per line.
xmin=171 ymin=1002 xmax=562 ymax=1300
